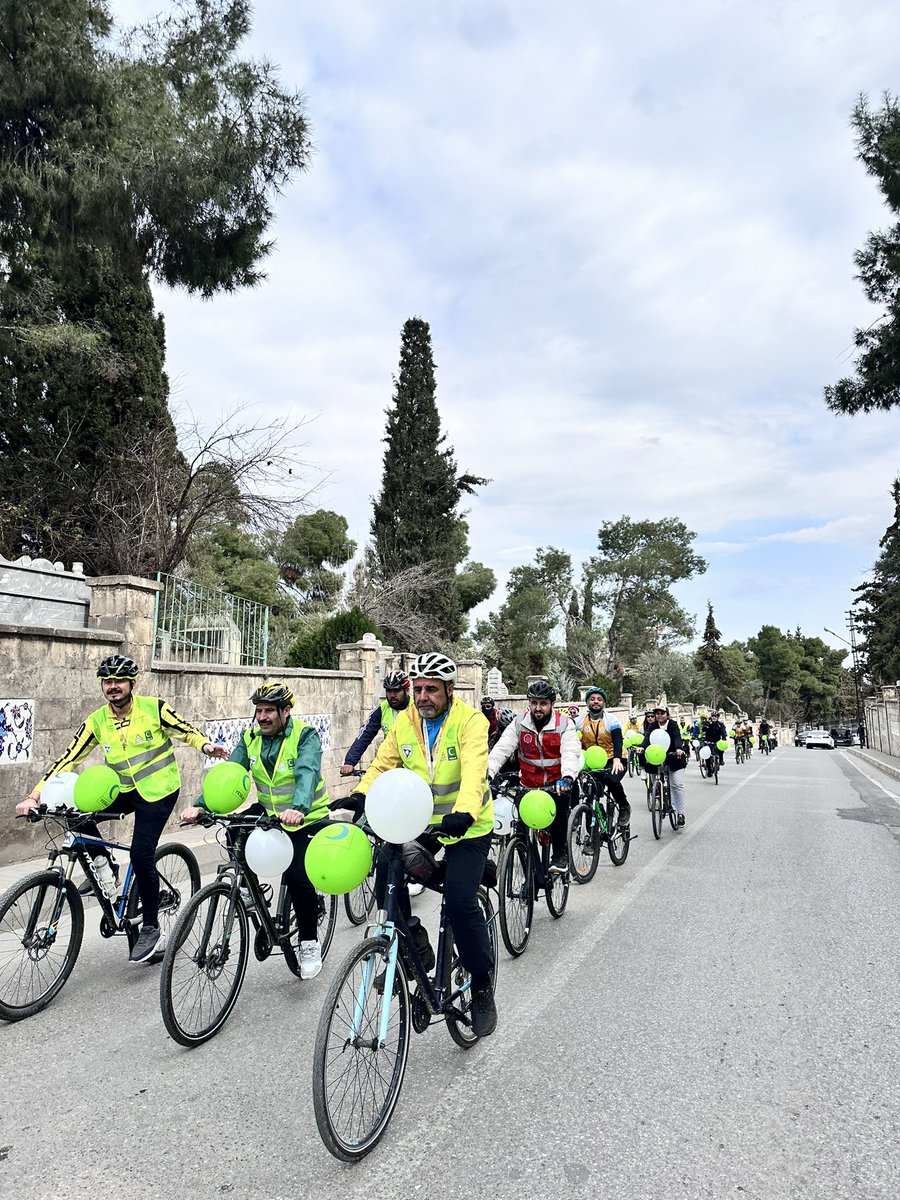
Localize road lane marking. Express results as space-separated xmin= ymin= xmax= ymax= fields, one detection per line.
xmin=839 ymin=751 xmax=900 ymax=808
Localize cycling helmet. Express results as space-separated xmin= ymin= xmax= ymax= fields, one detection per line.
xmin=408 ymin=653 xmax=457 ymax=682
xmin=526 ymin=679 xmax=557 ymax=701
xmin=497 ymin=707 xmax=515 ymax=729
xmin=383 ymin=671 xmax=410 ymax=691
xmin=480 ymin=696 xmax=495 ymax=709
xmin=584 ymin=686 xmax=607 ymax=701
xmin=97 ymin=655 xmax=139 ymax=680
xmin=250 ymin=680 xmax=294 ymax=708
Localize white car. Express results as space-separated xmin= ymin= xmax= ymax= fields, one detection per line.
xmin=805 ymin=730 xmax=835 ymax=750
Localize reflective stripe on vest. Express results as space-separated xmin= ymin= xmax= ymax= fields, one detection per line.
xmin=87 ymin=695 xmax=181 ymax=802
xmin=244 ymin=720 xmax=330 ymax=819
xmin=516 ymin=712 xmax=566 ymax=788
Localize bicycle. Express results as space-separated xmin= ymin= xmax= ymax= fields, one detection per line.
xmin=626 ymin=743 xmax=643 ymax=779
xmin=159 ymin=811 xmax=337 ymax=1047
xmin=567 ymin=769 xmax=634 ymax=881
xmin=735 ymin=739 xmax=745 ymax=765
xmin=0 ymin=804 xmax=199 ymax=1022
xmin=496 ymin=784 xmax=569 ymax=958
xmin=698 ymin=743 xmax=720 ymax=785
xmin=335 ymin=772 xmax=381 ymax=927
xmin=759 ymin=735 xmax=770 ymax=756
xmin=311 ymin=832 xmax=499 ymax=1161
xmin=647 ymin=764 xmax=678 ymax=840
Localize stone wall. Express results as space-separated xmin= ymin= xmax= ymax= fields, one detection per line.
xmin=0 ymin=559 xmax=90 ymax=629
xmin=864 ymin=687 xmax=900 ymax=758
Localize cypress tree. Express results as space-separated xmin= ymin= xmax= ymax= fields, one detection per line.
xmin=853 ymin=478 xmax=900 ymax=683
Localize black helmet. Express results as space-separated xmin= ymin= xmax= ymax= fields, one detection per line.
xmin=480 ymin=696 xmax=495 ymax=710
xmin=97 ymin=655 xmax=139 ymax=681
xmin=250 ymin=680 xmax=294 ymax=708
xmin=526 ymin=679 xmax=557 ymax=701
xmin=383 ymin=671 xmax=410 ymax=691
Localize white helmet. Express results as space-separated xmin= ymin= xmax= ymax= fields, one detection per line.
xmin=407 ymin=652 xmax=457 ymax=682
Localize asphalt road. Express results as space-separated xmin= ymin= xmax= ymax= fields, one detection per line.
xmin=2 ymin=747 xmax=898 ymax=1200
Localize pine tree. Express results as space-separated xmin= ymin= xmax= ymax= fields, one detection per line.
xmin=853 ymin=478 xmax=900 ymax=683
xmin=370 ymin=317 xmax=485 ymax=643
xmin=693 ymin=602 xmax=733 ymax=700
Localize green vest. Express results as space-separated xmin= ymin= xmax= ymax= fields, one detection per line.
xmin=87 ymin=695 xmax=181 ymax=802
xmin=392 ymin=701 xmax=493 ymax=840
xmin=380 ymin=700 xmax=403 ymax=735
xmin=243 ymin=720 xmax=329 ymax=821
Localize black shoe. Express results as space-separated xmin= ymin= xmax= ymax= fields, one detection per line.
xmin=470 ymin=982 xmax=497 ymax=1038
xmin=677 ymin=813 xmax=685 ymax=827
xmin=78 ymin=863 xmax=120 ymax=896
xmin=549 ymin=855 xmax=569 ymax=875
xmin=129 ymin=924 xmax=164 ymax=964
xmin=617 ymin=819 xmax=631 ymax=837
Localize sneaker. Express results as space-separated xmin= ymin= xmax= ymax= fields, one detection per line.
xmin=408 ymin=882 xmax=425 ymax=898
xmin=470 ymin=982 xmax=497 ymax=1038
xmin=299 ymin=940 xmax=322 ymax=980
xmin=549 ymin=855 xmax=569 ymax=875
xmin=677 ymin=813 xmax=685 ymax=827
xmin=129 ymin=924 xmax=164 ymax=964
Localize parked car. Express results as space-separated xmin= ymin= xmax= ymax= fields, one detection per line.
xmin=829 ymin=727 xmax=853 ymax=747
xmin=805 ymin=730 xmax=836 ymax=750
xmin=795 ymin=729 xmax=810 ymax=747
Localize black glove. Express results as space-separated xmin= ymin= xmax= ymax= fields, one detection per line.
xmin=330 ymin=792 xmax=365 ymax=819
xmin=438 ymin=812 xmax=474 ymax=839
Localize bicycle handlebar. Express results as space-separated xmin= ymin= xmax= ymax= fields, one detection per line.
xmin=18 ymin=806 xmax=127 ymax=825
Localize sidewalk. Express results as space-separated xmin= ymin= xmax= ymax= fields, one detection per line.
xmin=0 ymin=820 xmax=228 ymax=896
xmin=846 ymin=745 xmax=900 ymax=785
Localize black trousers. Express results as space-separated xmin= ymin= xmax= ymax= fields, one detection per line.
xmin=79 ymin=789 xmax=178 ymax=927
xmin=234 ymin=804 xmax=320 ymax=941
xmin=375 ymin=830 xmax=494 ymax=989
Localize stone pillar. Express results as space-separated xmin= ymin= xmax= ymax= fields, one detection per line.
xmin=456 ymin=658 xmax=483 ymax=702
xmin=86 ymin=575 xmax=161 ymax=673
xmin=620 ymin=692 xmax=633 ymax=711
xmin=338 ymin=634 xmax=390 ymax=715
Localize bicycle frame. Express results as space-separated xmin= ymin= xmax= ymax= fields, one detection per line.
xmin=37 ymin=814 xmax=138 ymax=932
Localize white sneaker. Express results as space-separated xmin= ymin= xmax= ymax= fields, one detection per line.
xmin=408 ymin=883 xmax=425 ymax=898
xmin=299 ymin=940 xmax=322 ymax=980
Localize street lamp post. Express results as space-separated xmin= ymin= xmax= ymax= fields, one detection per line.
xmin=824 ymin=619 xmax=862 ymax=726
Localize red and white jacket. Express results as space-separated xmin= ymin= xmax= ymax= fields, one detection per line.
xmin=488 ymin=709 xmax=582 ymax=789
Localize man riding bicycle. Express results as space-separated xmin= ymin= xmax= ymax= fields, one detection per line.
xmin=16 ymin=655 xmax=227 ymax=963
xmin=575 ymin=686 xmax=631 ymax=833
xmin=641 ymin=705 xmax=688 ymax=826
xmin=340 ymin=671 xmax=411 ymax=776
xmin=704 ymin=709 xmax=728 ymax=767
xmin=182 ymin=680 xmax=331 ymax=980
xmin=488 ymin=679 xmax=581 ymax=875
xmin=346 ymin=653 xmax=498 ymax=1037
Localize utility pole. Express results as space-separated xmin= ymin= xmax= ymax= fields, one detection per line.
xmin=845 ymin=610 xmax=862 ymax=727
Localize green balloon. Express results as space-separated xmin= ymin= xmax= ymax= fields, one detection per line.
xmin=583 ymin=746 xmax=608 ymax=771
xmin=74 ymin=765 xmax=121 ymax=812
xmin=518 ymin=789 xmax=556 ymax=830
xmin=645 ymin=744 xmax=667 ymax=766
xmin=749 ymin=736 xmax=756 ymax=744
xmin=624 ymin=730 xmax=640 ymax=747
xmin=716 ymin=739 xmax=728 ymax=751
xmin=305 ymin=823 xmax=372 ymax=894
xmin=202 ymin=761 xmax=251 ymax=814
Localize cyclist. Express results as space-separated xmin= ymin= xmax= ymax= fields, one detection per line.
xmin=340 ymin=671 xmax=410 ymax=776
xmin=182 ymin=680 xmax=331 ymax=979
xmin=624 ymin=711 xmax=642 ymax=738
xmin=488 ymin=679 xmax=581 ymax=874
xmin=345 ymin=652 xmax=498 ymax=1037
xmin=758 ymin=717 xmax=772 ymax=752
xmin=744 ymin=719 xmax=755 ymax=756
xmin=704 ymin=709 xmax=728 ymax=768
xmin=641 ymin=704 xmax=688 ymax=826
xmin=576 ymin=686 xmax=631 ymax=833
xmin=16 ymin=655 xmax=227 ymax=963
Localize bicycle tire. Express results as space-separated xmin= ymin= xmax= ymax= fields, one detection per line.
xmin=343 ymin=870 xmax=376 ymax=926
xmin=444 ymin=888 xmax=498 ymax=1049
xmin=646 ymin=775 xmax=654 ymax=811
xmin=543 ymin=841 xmax=569 ymax=918
xmin=0 ymin=871 xmax=84 ymax=1022
xmin=668 ymin=794 xmax=678 ymax=831
xmin=497 ymin=837 xmax=533 ymax=957
xmin=278 ymin=887 xmax=337 ymax=978
xmin=651 ymin=779 xmax=663 ymax=840
xmin=125 ymin=842 xmax=201 ymax=949
xmin=606 ymin=800 xmax=630 ymax=866
xmin=159 ymin=880 xmax=250 ymax=1047
xmin=312 ymin=936 xmax=410 ymax=1162
xmin=698 ymin=758 xmax=707 ymax=778
xmin=567 ymin=803 xmax=601 ymax=884
xmin=627 ymin=753 xmax=635 ymax=778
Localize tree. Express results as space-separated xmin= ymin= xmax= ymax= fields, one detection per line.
xmin=629 ymin=648 xmax=714 ymax=706
xmin=0 ymin=0 xmax=312 ymax=570
xmin=585 ymin=517 xmax=707 ymax=676
xmin=286 ymin=608 xmax=380 ymax=671
xmin=824 ymin=94 xmax=900 ymax=414
xmin=275 ymin=510 xmax=356 ymax=613
xmin=747 ymin=625 xmax=802 ymax=705
xmin=370 ymin=317 xmax=487 ymax=642
xmin=853 ymin=477 xmax=900 ymax=683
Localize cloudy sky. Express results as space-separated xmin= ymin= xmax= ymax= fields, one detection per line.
xmin=120 ymin=0 xmax=900 ymax=657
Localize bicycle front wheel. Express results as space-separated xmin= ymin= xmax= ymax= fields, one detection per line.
xmin=651 ymin=779 xmax=663 ymax=840
xmin=543 ymin=843 xmax=569 ymax=918
xmin=159 ymin=880 xmax=249 ymax=1047
xmin=606 ymin=800 xmax=630 ymax=866
xmin=125 ymin=842 xmax=200 ymax=949
xmin=497 ymin=837 xmax=533 ymax=957
xmin=0 ymin=871 xmax=84 ymax=1022
xmin=567 ymin=803 xmax=601 ymax=883
xmin=312 ymin=936 xmax=410 ymax=1162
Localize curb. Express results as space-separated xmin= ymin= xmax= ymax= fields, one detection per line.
xmin=846 ymin=747 xmax=900 ymax=785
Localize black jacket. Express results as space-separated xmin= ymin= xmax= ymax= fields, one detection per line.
xmin=642 ymin=719 xmax=687 ymax=772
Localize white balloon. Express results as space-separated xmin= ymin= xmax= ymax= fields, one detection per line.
xmin=245 ymin=827 xmax=294 ymax=877
xmin=699 ymin=745 xmax=712 ymax=760
xmin=493 ymin=794 xmax=513 ymax=837
xmin=691 ymin=738 xmax=700 ymax=749
xmin=365 ymin=768 xmax=434 ymax=843
xmin=42 ymin=772 xmax=79 ymax=810
xmin=649 ymin=729 xmax=671 ymax=751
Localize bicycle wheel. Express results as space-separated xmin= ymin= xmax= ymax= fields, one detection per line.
xmin=646 ymin=775 xmax=653 ymax=810
xmin=698 ymin=758 xmax=707 ymax=778
xmin=125 ymin=842 xmax=200 ymax=948
xmin=278 ymin=887 xmax=338 ymax=978
xmin=0 ymin=871 xmax=84 ymax=1022
xmin=159 ymin=880 xmax=250 ymax=1047
xmin=344 ymin=870 xmax=376 ymax=926
xmin=713 ymin=760 xmax=719 ymax=785
xmin=444 ymin=889 xmax=498 ymax=1049
xmin=543 ymin=842 xmax=569 ymax=918
xmin=497 ymin=837 xmax=533 ymax=957
xmin=606 ymin=800 xmax=630 ymax=866
xmin=567 ymin=803 xmax=601 ymax=883
xmin=651 ymin=779 xmax=663 ymax=840
xmin=312 ymin=936 xmax=410 ymax=1162
xmin=627 ymin=752 xmax=635 ymax=778
xmin=668 ymin=793 xmax=678 ymax=831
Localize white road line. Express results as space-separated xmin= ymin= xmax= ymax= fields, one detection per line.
xmin=839 ymin=751 xmax=900 ymax=808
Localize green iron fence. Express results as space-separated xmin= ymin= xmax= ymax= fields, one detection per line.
xmin=153 ymin=573 xmax=269 ymax=668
